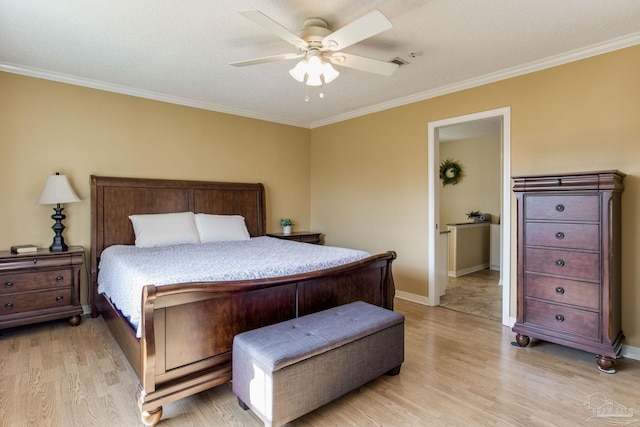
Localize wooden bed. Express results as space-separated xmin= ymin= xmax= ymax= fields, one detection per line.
xmin=90 ymin=175 xmax=397 ymax=426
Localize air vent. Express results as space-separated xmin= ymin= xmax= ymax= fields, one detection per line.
xmin=390 ymin=57 xmax=409 ymax=66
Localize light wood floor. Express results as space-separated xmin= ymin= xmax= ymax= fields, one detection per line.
xmin=1 ymin=299 xmax=639 ymax=426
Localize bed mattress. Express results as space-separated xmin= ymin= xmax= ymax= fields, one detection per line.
xmin=98 ymin=236 xmax=370 ymax=337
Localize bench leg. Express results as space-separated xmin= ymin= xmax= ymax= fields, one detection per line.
xmin=237 ymin=397 xmax=249 ymax=410
xmin=387 ymin=364 xmax=402 ymax=376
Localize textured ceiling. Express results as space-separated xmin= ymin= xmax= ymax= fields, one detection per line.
xmin=1 ymin=1 xmax=640 ymax=128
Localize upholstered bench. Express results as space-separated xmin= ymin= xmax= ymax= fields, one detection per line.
xmin=232 ymin=301 xmax=404 ymax=427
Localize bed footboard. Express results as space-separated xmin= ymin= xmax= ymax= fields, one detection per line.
xmin=133 ymin=251 xmax=396 ymax=426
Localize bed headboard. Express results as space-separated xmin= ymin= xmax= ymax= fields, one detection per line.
xmin=90 ymin=175 xmax=266 ymax=290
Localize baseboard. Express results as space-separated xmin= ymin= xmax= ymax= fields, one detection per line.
xmin=448 ymin=263 xmax=490 ymax=278
xmin=394 ymin=290 xmax=430 ymax=306
xmin=395 ymin=292 xmax=640 ymax=361
xmin=82 ymin=304 xmax=92 ymax=315
xmin=621 ymin=344 xmax=640 ymax=361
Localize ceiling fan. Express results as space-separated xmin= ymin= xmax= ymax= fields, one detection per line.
xmin=230 ymin=9 xmax=399 ymax=99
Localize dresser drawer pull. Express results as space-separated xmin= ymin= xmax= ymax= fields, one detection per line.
xmin=555 ymin=204 xmax=565 ymax=212
xmin=4 ymin=302 xmax=14 ymax=309
xmin=55 ymin=295 xmax=64 ymax=302
xmin=555 ymin=314 xmax=565 ymax=322
xmin=555 ymin=259 xmax=565 ymax=267
xmin=4 ymin=281 xmax=14 ymax=288
xmin=555 ymin=232 xmax=565 ymax=239
xmin=555 ymin=286 xmax=565 ymax=295
xmin=33 ymin=258 xmax=38 ymax=264
xmin=55 ymin=275 xmax=64 ymax=282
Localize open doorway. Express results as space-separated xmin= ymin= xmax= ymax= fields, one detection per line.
xmin=427 ymin=107 xmax=512 ymax=326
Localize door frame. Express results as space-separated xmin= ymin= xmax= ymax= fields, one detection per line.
xmin=427 ymin=107 xmax=512 ymax=326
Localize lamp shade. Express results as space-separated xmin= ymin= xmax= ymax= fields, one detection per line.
xmin=38 ymin=173 xmax=80 ymax=205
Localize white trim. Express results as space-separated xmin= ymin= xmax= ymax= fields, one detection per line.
xmin=311 ymin=32 xmax=640 ymax=128
xmin=0 ymin=63 xmax=310 ymax=129
xmin=449 ymin=264 xmax=490 ymax=278
xmin=428 ymin=107 xmax=512 ymax=328
xmin=621 ymin=345 xmax=640 ymax=361
xmin=388 ymin=295 xmax=638 ymax=361
xmin=1 ymin=33 xmax=639 ymax=130
xmin=394 ymin=290 xmax=430 ymax=306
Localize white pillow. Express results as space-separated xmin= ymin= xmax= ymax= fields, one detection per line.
xmin=129 ymin=212 xmax=200 ymax=248
xmin=194 ymin=214 xmax=250 ymax=242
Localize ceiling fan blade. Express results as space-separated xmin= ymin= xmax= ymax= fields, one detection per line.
xmin=328 ymin=52 xmax=399 ymax=76
xmin=322 ymin=10 xmax=392 ymax=51
xmin=230 ymin=53 xmax=304 ymax=67
xmin=240 ymin=10 xmax=309 ymax=49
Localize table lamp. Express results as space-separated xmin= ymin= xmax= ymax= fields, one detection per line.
xmin=38 ymin=172 xmax=80 ymax=252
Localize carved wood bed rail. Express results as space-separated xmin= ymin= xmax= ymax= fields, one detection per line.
xmin=90 ymin=176 xmax=396 ymax=426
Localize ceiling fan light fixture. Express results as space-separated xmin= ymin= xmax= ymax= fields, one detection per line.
xmin=289 ymin=52 xmax=339 ymax=87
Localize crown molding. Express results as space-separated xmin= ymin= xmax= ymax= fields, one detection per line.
xmin=310 ymin=31 xmax=640 ymax=128
xmin=2 ymin=31 xmax=639 ymax=130
xmin=0 ymin=63 xmax=309 ymax=129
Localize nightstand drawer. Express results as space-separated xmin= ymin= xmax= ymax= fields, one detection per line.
xmin=0 ymin=256 xmax=74 ymax=271
xmin=288 ymin=235 xmax=320 ymax=243
xmin=525 ymin=222 xmax=599 ymax=251
xmin=524 ymin=195 xmax=599 ymax=221
xmin=0 ymin=288 xmax=72 ymax=314
xmin=525 ymin=248 xmax=599 ymax=281
xmin=524 ymin=299 xmax=599 ymax=340
xmin=525 ymin=273 xmax=599 ymax=310
xmin=266 ymin=232 xmax=321 ymax=244
xmin=0 ymin=269 xmax=71 ymax=294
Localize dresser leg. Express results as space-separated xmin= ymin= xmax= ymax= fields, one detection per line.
xmin=514 ymin=333 xmax=530 ymax=347
xmin=68 ymin=314 xmax=82 ymax=326
xmin=596 ymin=355 xmax=616 ymax=374
xmin=141 ymin=407 xmax=163 ymax=426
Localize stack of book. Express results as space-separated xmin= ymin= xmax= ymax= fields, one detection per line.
xmin=10 ymin=244 xmax=38 ymax=254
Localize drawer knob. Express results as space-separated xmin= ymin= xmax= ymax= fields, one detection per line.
xmin=55 ymin=295 xmax=64 ymax=302
xmin=4 ymin=281 xmax=14 ymax=288
xmin=555 ymin=204 xmax=565 ymax=212
xmin=555 ymin=259 xmax=565 ymax=267
xmin=555 ymin=314 xmax=565 ymax=322
xmin=55 ymin=275 xmax=64 ymax=282
xmin=4 ymin=302 xmax=13 ymax=309
xmin=555 ymin=286 xmax=565 ymax=295
xmin=555 ymin=232 xmax=565 ymax=239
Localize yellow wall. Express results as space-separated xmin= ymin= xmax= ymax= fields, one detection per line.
xmin=311 ymin=45 xmax=640 ymax=346
xmin=3 ymin=44 xmax=640 ymax=347
xmin=1 ymin=73 xmax=311 ymax=305
xmin=440 ymin=134 xmax=501 ymax=226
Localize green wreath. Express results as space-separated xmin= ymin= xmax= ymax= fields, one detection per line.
xmin=439 ymin=159 xmax=463 ymax=186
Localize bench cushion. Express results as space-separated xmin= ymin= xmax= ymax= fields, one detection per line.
xmin=233 ymin=301 xmax=404 ymax=371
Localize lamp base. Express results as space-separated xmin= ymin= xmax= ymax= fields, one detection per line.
xmin=49 ymin=204 xmax=69 ymax=252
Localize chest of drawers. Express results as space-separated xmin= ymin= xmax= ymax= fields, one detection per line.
xmin=0 ymin=246 xmax=84 ymax=329
xmin=512 ymin=171 xmax=624 ymax=373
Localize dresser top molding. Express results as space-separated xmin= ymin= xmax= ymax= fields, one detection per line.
xmin=512 ymin=170 xmax=625 ymax=193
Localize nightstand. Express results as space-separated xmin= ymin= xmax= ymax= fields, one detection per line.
xmin=267 ymin=231 xmax=322 ymax=244
xmin=0 ymin=246 xmax=84 ymax=329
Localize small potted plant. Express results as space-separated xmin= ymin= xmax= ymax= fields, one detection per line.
xmin=280 ymin=218 xmax=293 ymax=235
xmin=466 ymin=210 xmax=482 ymax=222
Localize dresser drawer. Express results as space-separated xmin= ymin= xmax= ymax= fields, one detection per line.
xmin=525 ymin=248 xmax=599 ymax=281
xmin=525 ymin=222 xmax=599 ymax=250
xmin=0 ymin=268 xmax=71 ymax=294
xmin=525 ymin=273 xmax=599 ymax=310
xmin=524 ymin=195 xmax=599 ymax=221
xmin=524 ymin=299 xmax=599 ymax=340
xmin=0 ymin=288 xmax=72 ymax=314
